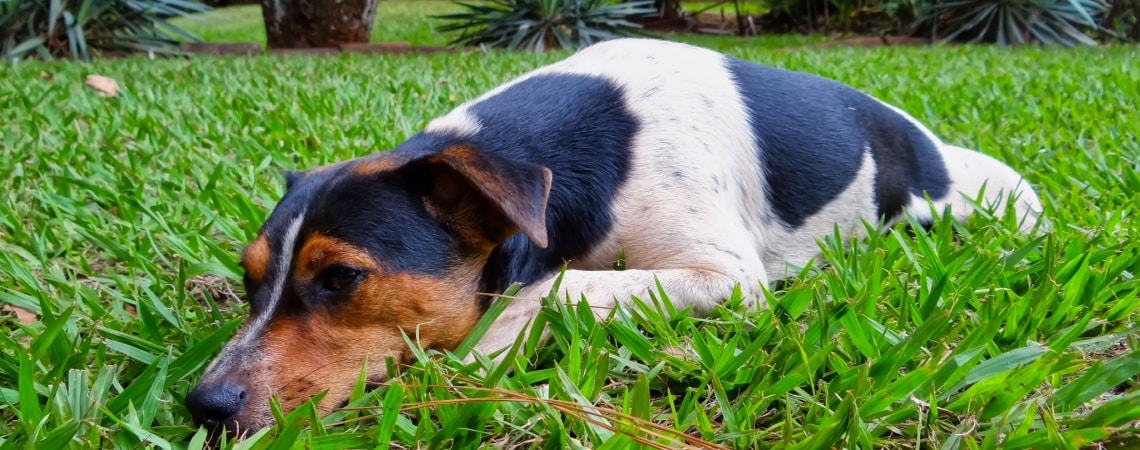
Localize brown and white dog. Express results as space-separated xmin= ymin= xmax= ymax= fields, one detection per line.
xmin=185 ymin=38 xmax=1044 ymax=438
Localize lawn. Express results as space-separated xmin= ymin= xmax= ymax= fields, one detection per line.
xmin=2 ymin=1 xmax=1140 ymax=448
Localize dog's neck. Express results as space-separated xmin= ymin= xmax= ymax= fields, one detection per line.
xmin=476 ymin=233 xmax=564 ymax=311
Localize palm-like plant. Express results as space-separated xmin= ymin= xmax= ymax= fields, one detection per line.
xmin=911 ymin=0 xmax=1110 ymax=46
xmin=1 ymin=0 xmax=210 ymax=61
xmin=433 ymin=0 xmax=658 ymax=52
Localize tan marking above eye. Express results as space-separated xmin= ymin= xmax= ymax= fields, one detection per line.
xmin=293 ymin=233 xmax=380 ymax=283
xmin=241 ymin=235 xmax=271 ymax=283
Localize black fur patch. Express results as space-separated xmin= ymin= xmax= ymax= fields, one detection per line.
xmin=249 ymin=167 xmax=457 ymax=316
xmin=250 ymin=74 xmax=636 ymax=314
xmin=725 ymin=57 xmax=950 ymax=228
xmin=432 ymin=73 xmax=640 ymax=308
xmin=299 ymin=172 xmax=455 ymax=277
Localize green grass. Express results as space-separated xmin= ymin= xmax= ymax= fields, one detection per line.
xmin=2 ymin=8 xmax=1140 ymax=448
xmin=682 ymin=0 xmax=770 ymax=18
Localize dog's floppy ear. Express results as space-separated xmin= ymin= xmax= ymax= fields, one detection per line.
xmin=407 ymin=145 xmax=552 ymax=249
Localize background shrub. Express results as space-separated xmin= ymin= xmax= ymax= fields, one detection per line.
xmin=909 ymin=0 xmax=1110 ymax=46
xmin=757 ymin=0 xmax=923 ymax=35
xmin=433 ymin=0 xmax=657 ymax=51
xmin=1 ymin=0 xmax=209 ymax=61
xmin=752 ymin=0 xmax=1127 ymax=46
xmin=1099 ymin=0 xmax=1139 ymax=40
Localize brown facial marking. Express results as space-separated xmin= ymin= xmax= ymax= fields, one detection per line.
xmin=251 ymin=233 xmax=486 ymax=417
xmin=241 ymin=235 xmax=270 ymax=283
xmin=349 ymin=153 xmax=417 ymax=177
xmin=293 ymin=233 xmax=379 ymax=283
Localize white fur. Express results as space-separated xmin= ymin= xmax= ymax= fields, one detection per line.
xmin=243 ymin=213 xmax=304 ymax=345
xmin=205 ymin=212 xmax=305 ymax=374
xmin=425 ymin=109 xmax=482 ymax=138
xmin=762 ymin=151 xmax=880 ymax=280
xmin=464 ymin=38 xmax=1044 ymax=362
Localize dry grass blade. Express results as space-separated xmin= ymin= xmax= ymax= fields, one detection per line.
xmin=335 ymin=383 xmax=730 ymax=449
xmin=84 ymin=75 xmax=120 ymax=97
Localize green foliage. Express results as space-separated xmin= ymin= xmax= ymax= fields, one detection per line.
xmin=757 ymin=0 xmax=1124 ymax=46
xmin=1099 ymin=0 xmax=1139 ymax=41
xmin=1 ymin=3 xmax=1139 ymax=446
xmin=432 ymin=0 xmax=658 ymax=51
xmin=759 ymin=0 xmax=924 ymax=34
xmin=911 ymin=0 xmax=1110 ymax=46
xmin=0 ymin=0 xmax=210 ymax=61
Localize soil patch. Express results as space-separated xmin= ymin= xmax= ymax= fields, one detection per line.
xmin=774 ymin=36 xmax=936 ymax=51
xmin=179 ymin=42 xmax=263 ymax=56
xmin=178 ymin=42 xmax=467 ymax=57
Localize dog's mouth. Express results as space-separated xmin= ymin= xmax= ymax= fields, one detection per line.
xmin=188 ymin=374 xmax=398 ymax=443
xmin=186 ymin=345 xmax=418 ymax=442
xmin=186 ymin=405 xmax=275 ymax=444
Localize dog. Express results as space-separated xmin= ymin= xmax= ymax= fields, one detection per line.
xmin=184 ymin=37 xmax=1044 ymax=438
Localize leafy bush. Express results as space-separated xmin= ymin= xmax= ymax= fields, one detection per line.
xmin=1 ymin=0 xmax=210 ymax=61
xmin=433 ymin=0 xmax=657 ymax=51
xmin=756 ymin=0 xmax=923 ymax=35
xmin=1100 ymin=0 xmax=1139 ymax=41
xmin=910 ymin=0 xmax=1110 ymax=46
xmin=756 ymin=0 xmax=1117 ymax=46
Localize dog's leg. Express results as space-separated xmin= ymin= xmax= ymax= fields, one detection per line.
xmin=469 ymin=266 xmax=766 ymax=364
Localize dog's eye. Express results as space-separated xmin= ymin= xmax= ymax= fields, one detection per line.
xmin=321 ymin=265 xmax=363 ymax=292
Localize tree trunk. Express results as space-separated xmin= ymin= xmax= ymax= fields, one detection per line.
xmin=260 ymin=0 xmax=380 ymax=49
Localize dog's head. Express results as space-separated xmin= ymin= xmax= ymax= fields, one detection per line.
xmin=184 ymin=144 xmax=552 ymax=438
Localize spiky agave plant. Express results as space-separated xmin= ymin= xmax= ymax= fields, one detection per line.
xmin=910 ymin=0 xmax=1109 ymax=46
xmin=1 ymin=0 xmax=210 ymax=61
xmin=433 ymin=0 xmax=658 ymax=52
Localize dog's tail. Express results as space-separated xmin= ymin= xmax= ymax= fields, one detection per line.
xmin=914 ymin=144 xmax=1047 ymax=233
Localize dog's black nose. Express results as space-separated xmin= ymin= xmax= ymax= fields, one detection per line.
xmin=185 ymin=381 xmax=247 ymax=431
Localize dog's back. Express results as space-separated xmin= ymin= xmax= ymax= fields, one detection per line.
xmin=422 ymin=38 xmax=1044 ymax=287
